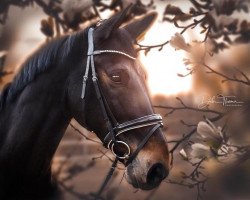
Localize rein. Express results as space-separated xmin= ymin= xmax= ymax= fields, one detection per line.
xmin=82 ymin=27 xmax=163 ymax=198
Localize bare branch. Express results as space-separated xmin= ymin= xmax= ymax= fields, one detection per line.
xmin=154 ymin=97 xmax=223 ymax=116
xmin=69 ymin=123 xmax=102 ymax=144
xmin=203 ymin=63 xmax=250 ymax=86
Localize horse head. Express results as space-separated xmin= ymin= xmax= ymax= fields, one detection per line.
xmin=67 ymin=6 xmax=170 ymax=190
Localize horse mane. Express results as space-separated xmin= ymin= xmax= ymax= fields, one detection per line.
xmin=0 ymin=26 xmax=142 ymax=113
xmin=0 ymin=29 xmax=88 ymax=112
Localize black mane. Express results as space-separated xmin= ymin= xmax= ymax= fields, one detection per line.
xmin=0 ymin=29 xmax=88 ymax=112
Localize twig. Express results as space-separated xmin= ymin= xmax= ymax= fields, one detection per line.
xmin=136 ymin=15 xmax=207 ymax=52
xmin=170 ymin=128 xmax=197 ymax=154
xmin=203 ymin=63 xmax=250 ymax=86
xmin=34 ymin=0 xmax=67 ymax=31
xmin=154 ymin=97 xmax=223 ymax=116
xmin=189 ymin=158 xmax=206 ymax=179
xmin=135 ymin=40 xmax=169 ymax=52
xmin=180 ymin=120 xmax=197 ymax=127
xmin=70 ymin=123 xmax=102 ymax=144
xmin=57 ymin=180 xmax=91 ymax=200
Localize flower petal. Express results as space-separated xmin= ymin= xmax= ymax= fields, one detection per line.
xmin=197 ymin=121 xmax=223 ymax=150
xmin=170 ymin=33 xmax=190 ymax=51
xmin=191 ymin=143 xmax=212 ymax=159
xmin=197 ymin=121 xmax=215 ymax=138
xmin=179 ymin=149 xmax=188 ymax=160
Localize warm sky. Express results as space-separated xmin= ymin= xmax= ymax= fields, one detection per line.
xmin=3 ymin=0 xmax=195 ymax=96
xmin=102 ymin=0 xmax=194 ymax=96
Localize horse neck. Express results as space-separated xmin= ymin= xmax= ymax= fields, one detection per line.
xmin=0 ymin=63 xmax=71 ymax=176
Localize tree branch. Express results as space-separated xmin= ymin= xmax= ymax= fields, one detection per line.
xmin=203 ymin=63 xmax=250 ymax=86
xmin=70 ymin=123 xmax=102 ymax=144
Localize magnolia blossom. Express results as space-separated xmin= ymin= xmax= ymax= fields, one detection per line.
xmin=179 ymin=149 xmax=188 ymax=160
xmin=170 ymin=33 xmax=190 ymax=51
xmin=170 ymin=33 xmax=213 ymax=66
xmin=197 ymin=120 xmax=223 ymax=150
xmin=191 ymin=143 xmax=213 ymax=159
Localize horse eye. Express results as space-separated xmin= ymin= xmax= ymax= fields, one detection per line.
xmin=110 ymin=74 xmax=122 ymax=83
xmin=108 ymin=70 xmax=129 ymax=84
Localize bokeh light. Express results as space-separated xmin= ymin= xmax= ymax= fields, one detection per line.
xmin=139 ymin=19 xmax=192 ymax=96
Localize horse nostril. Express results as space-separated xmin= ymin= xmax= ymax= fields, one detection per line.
xmin=146 ymin=163 xmax=169 ymax=186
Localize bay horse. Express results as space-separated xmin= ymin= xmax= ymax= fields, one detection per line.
xmin=0 ymin=6 xmax=169 ymax=199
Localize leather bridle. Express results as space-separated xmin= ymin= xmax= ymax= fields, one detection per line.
xmin=82 ymin=27 xmax=164 ymax=197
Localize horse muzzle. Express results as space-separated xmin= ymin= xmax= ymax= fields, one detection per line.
xmin=125 ymin=150 xmax=169 ymax=190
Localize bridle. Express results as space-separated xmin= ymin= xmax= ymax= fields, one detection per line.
xmin=82 ymin=27 xmax=163 ymax=164
xmin=81 ymin=27 xmax=164 ymax=198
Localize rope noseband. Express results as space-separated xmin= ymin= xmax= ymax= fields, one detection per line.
xmin=82 ymin=27 xmax=164 ymax=198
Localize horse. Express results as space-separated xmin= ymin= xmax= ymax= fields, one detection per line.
xmin=0 ymin=6 xmax=170 ymax=199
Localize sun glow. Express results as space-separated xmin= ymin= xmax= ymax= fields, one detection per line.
xmin=139 ymin=21 xmax=192 ymax=96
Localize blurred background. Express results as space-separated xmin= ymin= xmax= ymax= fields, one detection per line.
xmin=0 ymin=0 xmax=250 ymax=199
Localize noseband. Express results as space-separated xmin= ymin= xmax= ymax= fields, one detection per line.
xmin=81 ymin=27 xmax=163 ymax=166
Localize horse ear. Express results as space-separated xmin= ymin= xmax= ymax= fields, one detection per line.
xmin=94 ymin=5 xmax=133 ymax=40
xmin=124 ymin=12 xmax=157 ymax=42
